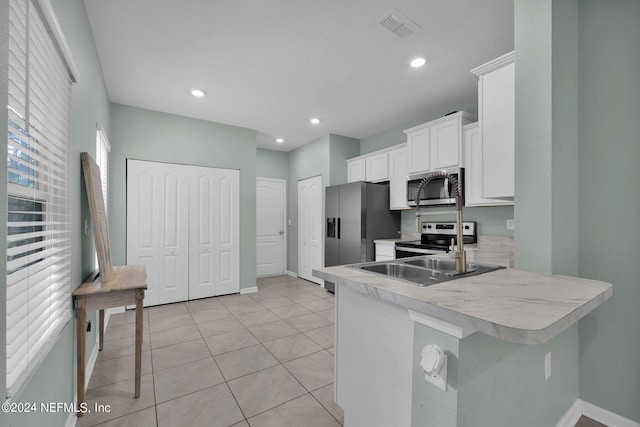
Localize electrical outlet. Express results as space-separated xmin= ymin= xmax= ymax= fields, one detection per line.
xmin=506 ymin=219 xmax=514 ymax=230
xmin=544 ymin=352 xmax=551 ymax=380
xmin=84 ymin=218 xmax=89 ymax=236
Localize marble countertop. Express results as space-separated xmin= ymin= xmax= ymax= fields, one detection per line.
xmin=313 ymin=260 xmax=612 ymax=345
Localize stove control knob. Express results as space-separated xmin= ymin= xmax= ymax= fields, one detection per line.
xmin=464 ymin=225 xmax=469 ymax=230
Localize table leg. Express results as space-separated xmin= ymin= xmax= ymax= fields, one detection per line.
xmin=99 ymin=309 xmax=104 ymax=351
xmin=76 ymin=296 xmax=86 ymax=417
xmin=134 ymin=289 xmax=144 ymax=398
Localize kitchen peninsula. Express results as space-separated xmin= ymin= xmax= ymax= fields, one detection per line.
xmin=313 ymin=261 xmax=612 ymax=427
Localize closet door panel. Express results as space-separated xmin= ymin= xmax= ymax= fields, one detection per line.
xmin=127 ymin=160 xmax=188 ymax=306
xmin=213 ymin=169 xmax=240 ymax=296
xmin=189 ymin=170 xmax=217 ymax=299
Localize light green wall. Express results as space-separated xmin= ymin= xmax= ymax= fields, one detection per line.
xmin=411 ymin=324 xmax=459 ymax=427
xmin=328 ymin=134 xmax=360 ymax=186
xmin=457 ymin=325 xmax=578 ymax=426
xmin=108 ymin=103 xmax=258 ymax=290
xmin=359 ymin=103 xmax=478 ymax=155
xmin=286 ymin=135 xmax=330 ymax=274
xmin=1 ymin=0 xmax=110 ymax=425
xmin=577 ymin=0 xmax=640 ymax=422
xmin=514 ymin=0 xmax=580 ymax=277
xmin=412 ymin=324 xmax=579 ymax=427
xmin=514 ymin=0 xmax=554 ymax=273
xmin=256 ymin=148 xmax=288 ymax=180
xmin=401 ymin=206 xmax=514 ymax=237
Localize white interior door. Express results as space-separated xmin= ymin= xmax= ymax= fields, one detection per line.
xmin=189 ymin=166 xmax=240 ymax=298
xmin=256 ymin=178 xmax=286 ymax=277
xmin=127 ymin=160 xmax=189 ymax=306
xmin=298 ymin=175 xmax=323 ymax=284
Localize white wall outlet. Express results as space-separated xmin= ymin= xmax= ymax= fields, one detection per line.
xmin=420 ymin=344 xmax=448 ymax=391
xmin=506 ymin=219 xmax=515 ymax=230
xmin=544 ymin=352 xmax=551 ymax=380
xmin=288 ymin=219 xmax=292 ymax=226
xmin=84 ymin=218 xmax=89 ymax=236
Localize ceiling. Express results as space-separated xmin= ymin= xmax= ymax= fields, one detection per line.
xmin=84 ymin=0 xmax=513 ymax=152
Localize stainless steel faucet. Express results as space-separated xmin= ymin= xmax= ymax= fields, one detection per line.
xmin=413 ymin=171 xmax=466 ymax=273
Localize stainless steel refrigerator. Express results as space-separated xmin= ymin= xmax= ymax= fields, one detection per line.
xmin=324 ymin=181 xmax=401 ymax=292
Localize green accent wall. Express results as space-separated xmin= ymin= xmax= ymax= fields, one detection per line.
xmin=359 ymin=104 xmax=479 ymax=155
xmin=256 ymin=148 xmax=288 ymax=180
xmin=514 ymin=0 xmax=580 ymax=277
xmin=1 ymin=0 xmax=110 ymax=425
xmin=286 ymin=136 xmax=330 ymax=274
xmin=412 ymin=324 xmax=579 ymax=427
xmin=328 ymin=134 xmax=360 ymax=186
xmin=108 ymin=103 xmax=258 ymax=290
xmin=285 ymin=134 xmax=360 ymax=274
xmin=577 ymin=0 xmax=640 ymax=422
xmin=400 ymin=206 xmax=514 ymax=237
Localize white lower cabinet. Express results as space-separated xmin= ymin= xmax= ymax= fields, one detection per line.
xmin=375 ymin=242 xmax=396 ymax=261
xmin=127 ymin=160 xmax=240 ymax=306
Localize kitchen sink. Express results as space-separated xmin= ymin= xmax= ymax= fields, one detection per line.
xmin=349 ymin=256 xmax=505 ymax=287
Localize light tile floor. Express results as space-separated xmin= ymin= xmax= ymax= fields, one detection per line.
xmin=77 ymin=275 xmax=343 ymax=427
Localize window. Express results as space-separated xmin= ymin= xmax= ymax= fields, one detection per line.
xmin=95 ymin=126 xmax=110 ymax=211
xmin=6 ymin=0 xmax=78 ymax=396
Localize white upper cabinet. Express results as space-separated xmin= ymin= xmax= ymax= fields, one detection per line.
xmin=388 ymin=145 xmax=409 ymax=210
xmin=404 ymin=111 xmax=477 ymax=174
xmin=464 ymin=123 xmax=513 ymax=207
xmin=406 ymin=127 xmax=430 ymax=173
xmin=471 ymin=51 xmax=515 ymax=200
xmin=347 ymin=149 xmax=391 ymax=183
xmin=347 ymin=157 xmax=366 ymax=182
xmin=365 ymin=152 xmax=389 ymax=182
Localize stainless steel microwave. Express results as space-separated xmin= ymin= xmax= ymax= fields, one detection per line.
xmin=407 ymin=167 xmax=464 ymax=207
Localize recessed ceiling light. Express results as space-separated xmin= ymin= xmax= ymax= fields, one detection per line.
xmin=191 ymin=89 xmax=206 ymax=97
xmin=310 ymin=118 xmax=320 ymax=125
xmin=276 ymin=138 xmax=284 ymax=143
xmin=410 ymin=57 xmax=426 ymax=68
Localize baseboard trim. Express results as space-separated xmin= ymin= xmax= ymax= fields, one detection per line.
xmin=581 ymin=399 xmax=640 ymax=427
xmin=557 ymin=399 xmax=640 ymax=427
xmin=556 ymin=399 xmax=582 ymax=427
xmin=64 ymin=406 xmax=77 ymax=427
xmin=240 ymin=286 xmax=258 ymax=294
xmin=286 ymin=271 xmax=298 ymax=278
xmin=85 ymin=340 xmax=100 ymax=391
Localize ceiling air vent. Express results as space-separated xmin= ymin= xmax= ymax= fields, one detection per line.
xmin=379 ymin=9 xmax=421 ymax=40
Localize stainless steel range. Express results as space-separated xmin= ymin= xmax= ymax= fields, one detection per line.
xmin=394 ymin=221 xmax=477 ymax=258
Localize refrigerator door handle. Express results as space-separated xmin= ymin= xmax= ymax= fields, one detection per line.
xmin=337 ymin=218 xmax=341 ymax=239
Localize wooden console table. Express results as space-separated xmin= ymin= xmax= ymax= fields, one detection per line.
xmin=73 ymin=265 xmax=147 ymax=416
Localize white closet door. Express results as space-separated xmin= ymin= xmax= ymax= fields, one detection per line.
xmin=298 ymin=175 xmax=323 ymax=284
xmin=189 ymin=166 xmax=240 ymax=298
xmin=127 ymin=160 xmax=189 ymax=306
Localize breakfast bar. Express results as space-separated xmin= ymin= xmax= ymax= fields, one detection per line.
xmin=313 ymin=261 xmax=612 ymax=427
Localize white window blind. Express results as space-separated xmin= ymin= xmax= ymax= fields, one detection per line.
xmin=6 ymin=0 xmax=75 ymax=396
